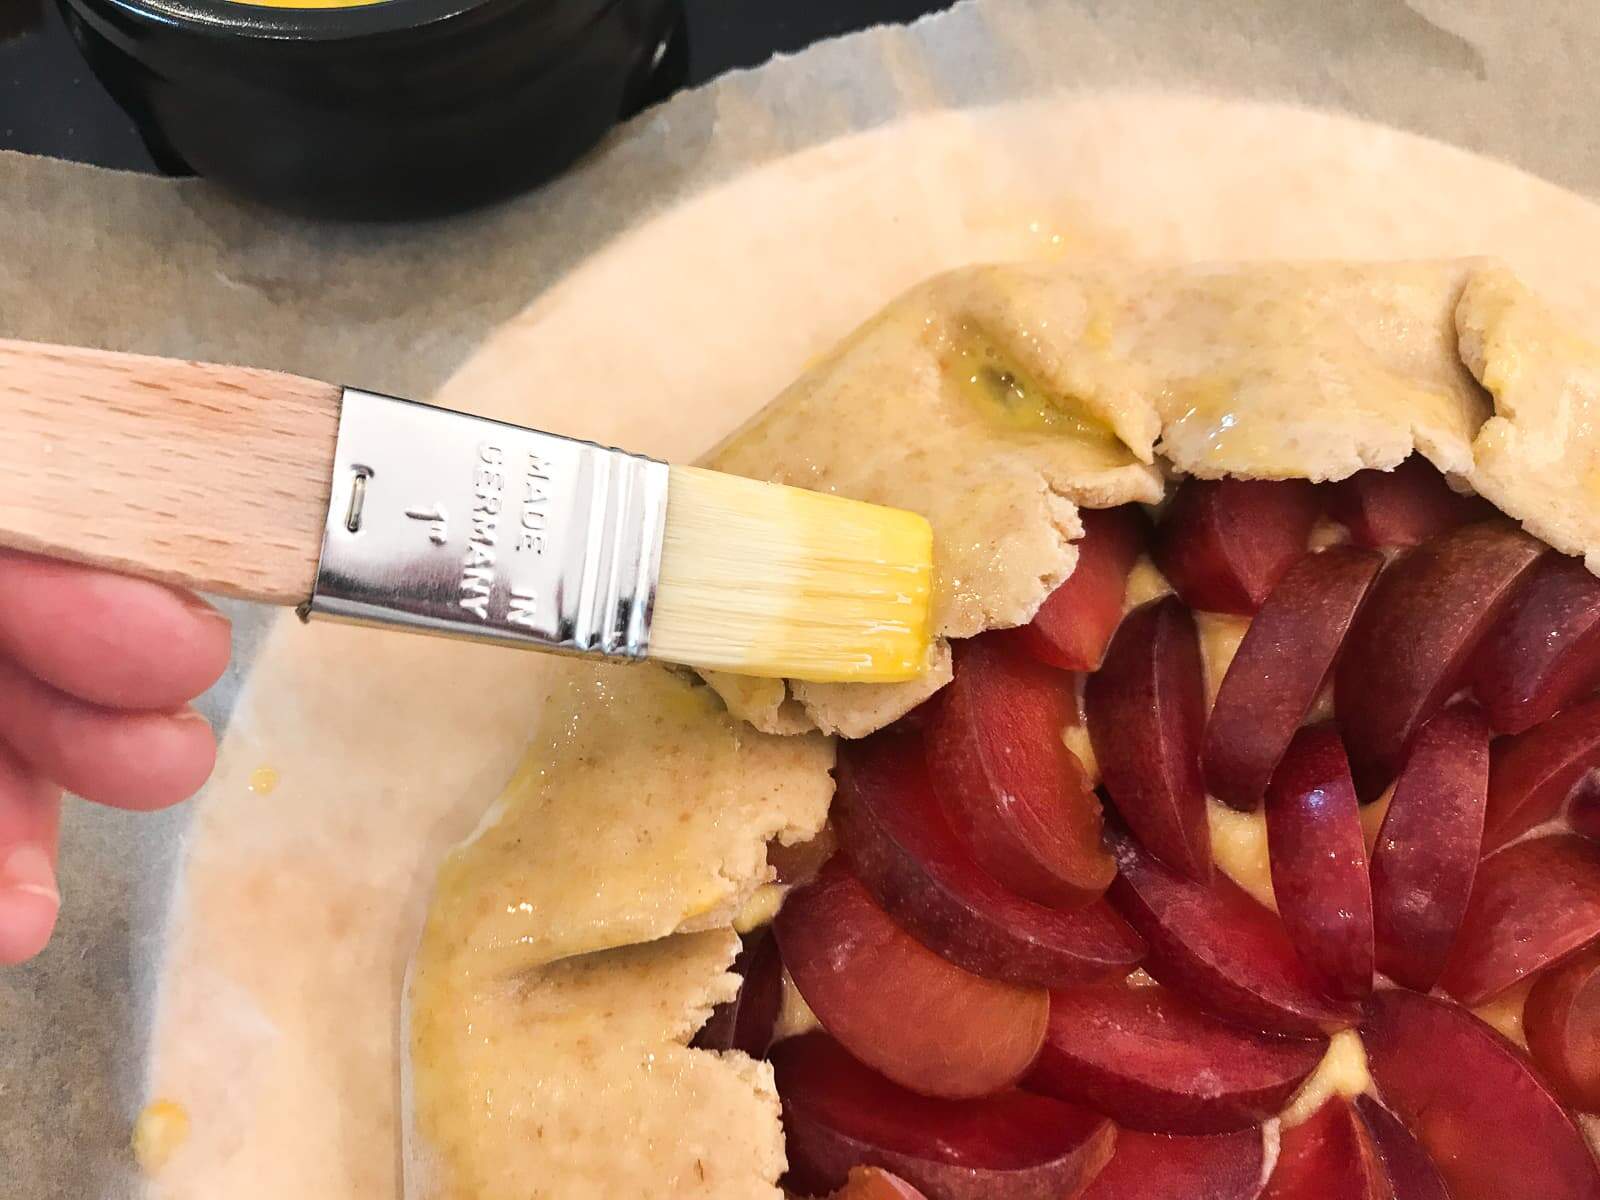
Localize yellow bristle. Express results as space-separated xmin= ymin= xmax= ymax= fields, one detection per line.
xmin=650 ymin=466 xmax=934 ymax=683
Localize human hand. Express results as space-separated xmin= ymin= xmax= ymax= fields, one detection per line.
xmin=0 ymin=550 xmax=230 ymax=964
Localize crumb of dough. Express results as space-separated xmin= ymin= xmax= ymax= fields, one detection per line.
xmin=132 ymin=1099 xmax=190 ymax=1174
xmin=1279 ymin=1030 xmax=1371 ymax=1128
xmin=1473 ymin=977 xmax=1535 ymax=1048
xmin=772 ymin=969 xmax=822 ymax=1043
xmin=1123 ymin=556 xmax=1174 ymax=609
xmin=1207 ymin=798 xmax=1277 ymax=910
xmin=1062 ymin=723 xmax=1099 ymax=786
xmin=1306 ymin=518 xmax=1352 ymax=550
xmin=1195 ymin=612 xmax=1252 ymax=709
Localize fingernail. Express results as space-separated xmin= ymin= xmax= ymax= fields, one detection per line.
xmin=0 ymin=844 xmax=59 ymax=906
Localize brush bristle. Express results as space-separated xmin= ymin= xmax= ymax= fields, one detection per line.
xmin=650 ymin=466 xmax=934 ymax=683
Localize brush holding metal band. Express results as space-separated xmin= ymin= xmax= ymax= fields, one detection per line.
xmin=0 ymin=339 xmax=934 ymax=683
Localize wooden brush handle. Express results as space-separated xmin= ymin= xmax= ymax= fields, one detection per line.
xmin=0 ymin=339 xmax=342 ymax=604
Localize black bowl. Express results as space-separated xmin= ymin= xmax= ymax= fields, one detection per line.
xmin=60 ymin=0 xmax=686 ymax=219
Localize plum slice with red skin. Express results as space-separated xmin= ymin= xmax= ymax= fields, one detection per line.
xmin=1086 ymin=597 xmax=1211 ymax=881
xmin=1353 ymin=1097 xmax=1450 ymax=1200
xmin=1327 ymin=456 xmax=1493 ymax=549
xmin=1368 ymin=703 xmax=1490 ymax=993
xmin=1361 ymin=988 xmax=1600 ymax=1200
xmin=773 ymin=1033 xmax=1116 ymax=1200
xmin=1438 ymin=833 xmax=1600 ymax=1005
xmin=1106 ymin=827 xmax=1359 ymax=1036
xmin=928 ymin=634 xmax=1114 ymax=907
xmin=1026 ymin=982 xmax=1325 ymax=1134
xmin=1335 ymin=520 xmax=1546 ymax=797
xmin=1077 ymin=1129 xmax=1265 ymax=1200
xmin=773 ymin=858 xmax=1047 ymax=1098
xmin=691 ymin=928 xmax=782 ymax=1058
xmin=831 ymin=1167 xmax=930 ymax=1200
xmin=1482 ymin=696 xmax=1600 ymax=851
xmin=1203 ymin=545 xmax=1383 ymax=810
xmin=1151 ymin=477 xmax=1323 ymax=615
xmin=1260 ymin=1097 xmax=1391 ymax=1200
xmin=1264 ymin=724 xmax=1374 ymax=1003
xmin=1006 ymin=505 xmax=1149 ymax=671
xmin=834 ymin=731 xmax=1144 ymax=988
xmin=1524 ymin=943 xmax=1600 ymax=1112
xmin=1470 ymin=552 xmax=1600 ymax=734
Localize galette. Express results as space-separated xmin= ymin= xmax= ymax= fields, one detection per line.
xmin=404 ymin=259 xmax=1600 ymax=1200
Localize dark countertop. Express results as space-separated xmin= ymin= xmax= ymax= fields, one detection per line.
xmin=0 ymin=0 xmax=955 ymax=174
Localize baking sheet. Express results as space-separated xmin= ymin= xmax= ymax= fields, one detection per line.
xmin=6 ymin=1 xmax=1600 ymax=1196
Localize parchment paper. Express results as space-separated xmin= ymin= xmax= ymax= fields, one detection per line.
xmin=7 ymin=1 xmax=1600 ymax=1197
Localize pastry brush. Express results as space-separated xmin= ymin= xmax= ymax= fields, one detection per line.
xmin=0 ymin=339 xmax=933 ymax=683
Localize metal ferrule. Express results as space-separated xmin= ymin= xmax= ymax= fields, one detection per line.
xmin=302 ymin=388 xmax=669 ymax=660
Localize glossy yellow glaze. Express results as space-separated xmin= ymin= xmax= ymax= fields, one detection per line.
xmin=943 ymin=322 xmax=1121 ymax=445
xmin=408 ymin=664 xmax=830 ymax=1198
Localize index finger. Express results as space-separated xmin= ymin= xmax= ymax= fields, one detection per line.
xmin=0 ymin=550 xmax=233 ymax=710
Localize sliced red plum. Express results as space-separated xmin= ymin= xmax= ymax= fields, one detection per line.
xmin=1152 ymin=477 xmax=1323 ymax=615
xmin=928 ymin=634 xmax=1114 ymax=907
xmin=773 ymin=858 xmax=1048 ymax=1099
xmin=1524 ymin=942 xmax=1600 ymax=1113
xmin=1361 ymin=988 xmax=1600 ymax=1200
xmin=1203 ymin=544 xmax=1383 ymax=810
xmin=1335 ymin=520 xmax=1545 ymax=796
xmin=1260 ymin=1097 xmax=1391 ymax=1200
xmin=1470 ymin=551 xmax=1600 ymax=734
xmin=1106 ymin=827 xmax=1359 ymax=1036
xmin=1027 ymin=981 xmax=1325 ymax=1134
xmin=1086 ymin=597 xmax=1212 ymax=881
xmin=1438 ymin=833 xmax=1600 ymax=1005
xmin=1078 ymin=1129 xmax=1265 ymax=1200
xmin=774 ymin=1033 xmax=1116 ymax=1200
xmin=1368 ymin=703 xmax=1489 ymax=993
xmin=835 ymin=731 xmax=1144 ymax=988
xmin=1264 ymin=724 xmax=1375 ymax=1003
xmin=1007 ymin=505 xmax=1149 ymax=671
xmin=1353 ymin=1097 xmax=1450 ymax=1200
xmin=1326 ymin=456 xmax=1493 ymax=549
xmin=1482 ymin=696 xmax=1600 ymax=851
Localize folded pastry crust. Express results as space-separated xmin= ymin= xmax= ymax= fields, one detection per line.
xmin=404 ymin=259 xmax=1600 ymax=1200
